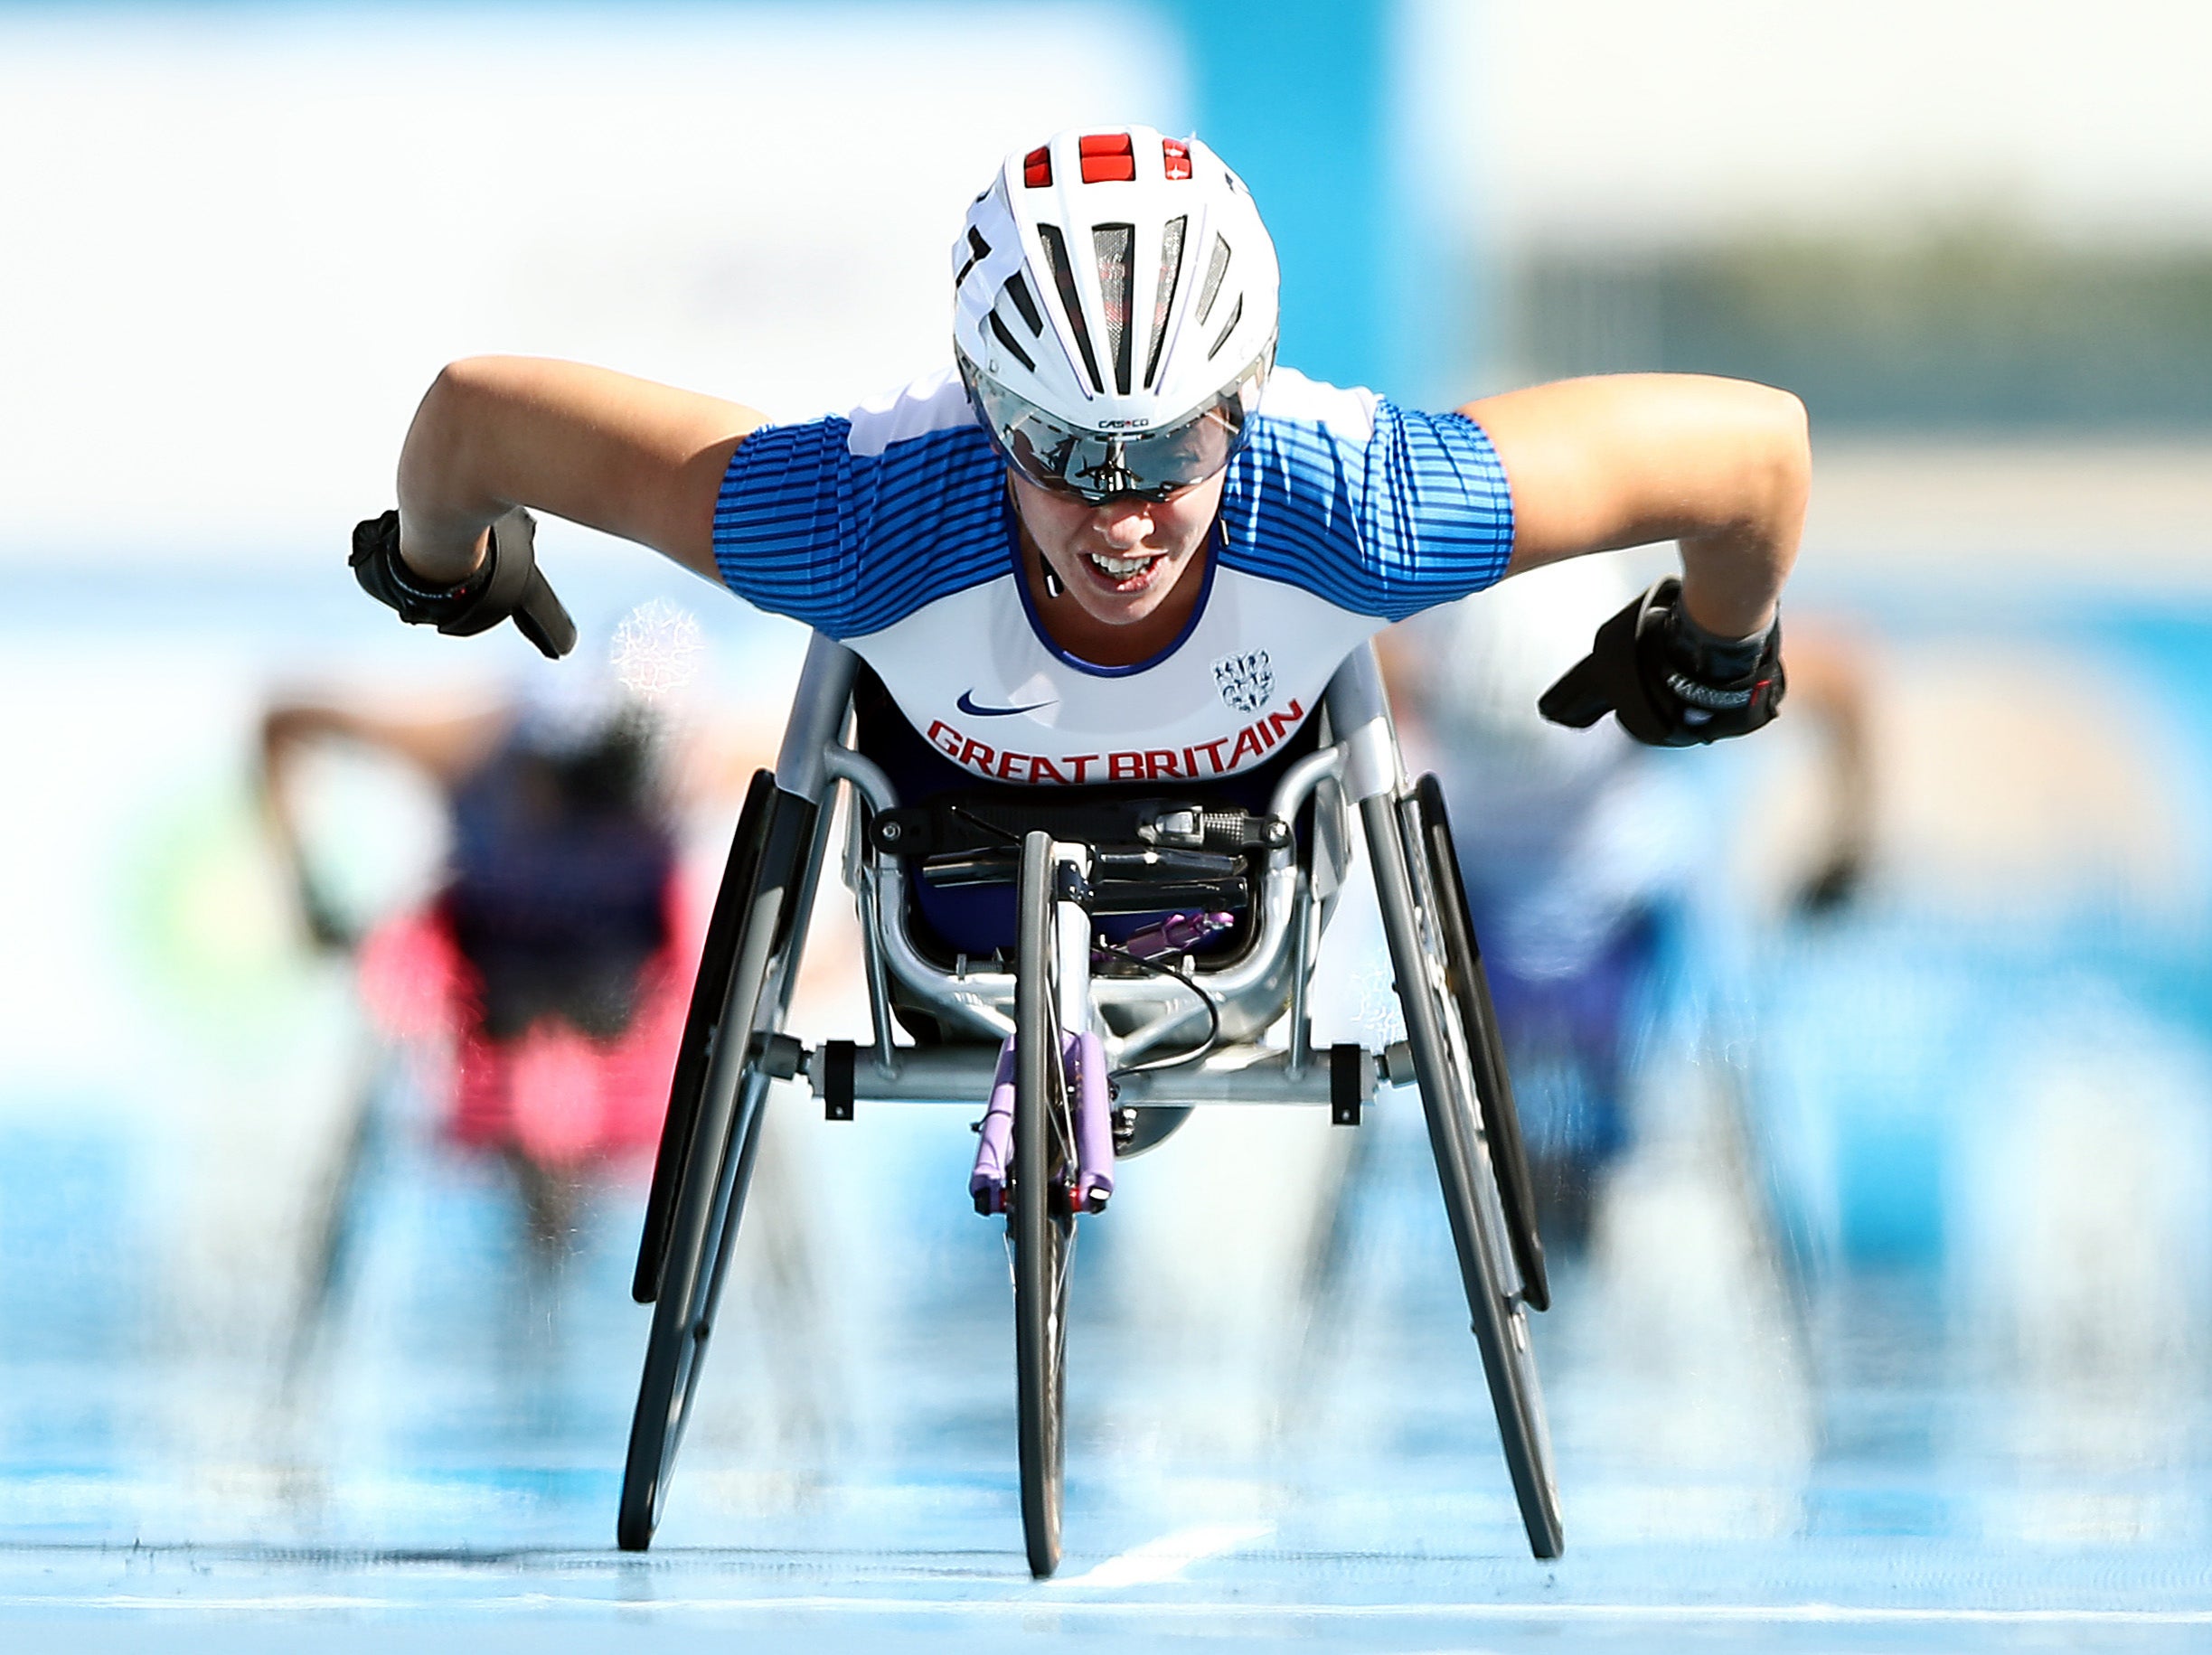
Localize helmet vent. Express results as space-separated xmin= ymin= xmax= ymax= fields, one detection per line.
xmin=1206 ymin=294 xmax=1244 ymax=362
xmin=1094 ymin=223 xmax=1134 ymax=396
xmin=987 ymin=309 xmax=1036 ymax=372
xmin=1003 ymin=272 xmax=1044 ymax=335
xmin=1143 ymin=215 xmax=1187 ymax=390
xmin=1078 ymin=132 xmax=1136 ymax=183
xmin=1194 ymin=233 xmax=1232 ymax=327
xmin=1037 ymin=222 xmax=1105 ymax=395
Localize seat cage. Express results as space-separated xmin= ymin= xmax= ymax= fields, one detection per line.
xmin=765 ymin=633 xmax=1406 ymax=1094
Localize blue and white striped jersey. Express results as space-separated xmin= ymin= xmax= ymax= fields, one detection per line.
xmin=712 ymin=366 xmax=1514 ymax=786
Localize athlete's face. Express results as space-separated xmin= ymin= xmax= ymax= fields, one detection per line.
xmin=1009 ymin=469 xmax=1225 ymax=629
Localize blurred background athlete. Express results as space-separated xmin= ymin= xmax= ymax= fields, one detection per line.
xmin=1388 ymin=563 xmax=1873 ymax=1245
xmin=262 ymin=676 xmax=692 ymax=1352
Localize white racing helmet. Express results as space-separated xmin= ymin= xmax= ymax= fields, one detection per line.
xmin=953 ymin=126 xmax=1280 ymax=503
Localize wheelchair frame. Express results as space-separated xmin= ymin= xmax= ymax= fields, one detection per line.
xmin=618 ymin=633 xmax=1562 ymax=1575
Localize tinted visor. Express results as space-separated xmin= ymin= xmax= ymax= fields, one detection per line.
xmin=961 ymin=346 xmax=1272 ymax=505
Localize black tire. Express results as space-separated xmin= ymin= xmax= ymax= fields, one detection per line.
xmin=1012 ymin=830 xmax=1078 ymax=1579
xmin=634 ymin=770 xmax=777 ymax=1305
xmin=1367 ymin=792 xmax=1564 ymax=1560
xmin=617 ymin=781 xmax=822 ymax=1553
xmin=1414 ymin=776 xmax=1549 ymax=1312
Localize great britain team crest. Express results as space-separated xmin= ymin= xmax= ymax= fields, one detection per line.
xmin=1211 ymin=649 xmax=1275 ymax=715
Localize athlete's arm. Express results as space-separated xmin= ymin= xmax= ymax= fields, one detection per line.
xmin=1464 ymin=374 xmax=1809 ymax=640
xmin=261 ymin=702 xmax=506 ymax=788
xmin=394 ymin=357 xmax=767 ymax=586
xmin=258 ymin=701 xmax=506 ymax=946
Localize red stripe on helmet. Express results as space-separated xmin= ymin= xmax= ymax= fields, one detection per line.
xmin=1078 ymin=132 xmax=1135 ymax=183
xmin=1023 ymin=146 xmax=1051 ymax=187
xmin=1162 ymin=138 xmax=1191 ymax=180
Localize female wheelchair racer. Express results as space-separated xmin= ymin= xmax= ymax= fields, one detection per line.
xmin=620 ymin=625 xmax=1567 ymax=1578
xmin=346 ymin=126 xmax=1806 ymax=1575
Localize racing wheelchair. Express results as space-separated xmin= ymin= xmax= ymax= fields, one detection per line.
xmin=617 ymin=633 xmax=1562 ymax=1576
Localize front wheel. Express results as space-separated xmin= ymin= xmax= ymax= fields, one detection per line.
xmin=1012 ymin=830 xmax=1078 ymax=1579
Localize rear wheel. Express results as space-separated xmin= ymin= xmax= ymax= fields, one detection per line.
xmin=1365 ymin=788 xmax=1564 ymax=1560
xmin=1415 ymin=776 xmax=1548 ymax=1312
xmin=1012 ymin=830 xmax=1078 ymax=1579
xmin=617 ymin=777 xmax=823 ymax=1552
xmin=632 ymin=772 xmax=776 ymax=1307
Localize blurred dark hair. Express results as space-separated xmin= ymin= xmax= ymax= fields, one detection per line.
xmin=538 ymin=708 xmax=660 ymax=815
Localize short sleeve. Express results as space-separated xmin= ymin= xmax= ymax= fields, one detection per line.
xmin=711 ymin=417 xmax=867 ymax=634
xmin=711 ymin=396 xmax=1012 ymax=639
xmin=1218 ymin=376 xmax=1516 ymax=622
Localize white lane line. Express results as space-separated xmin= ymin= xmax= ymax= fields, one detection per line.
xmin=9 ymin=1594 xmax=2212 ymax=1626
xmin=1054 ymin=1521 xmax=1275 ymax=1588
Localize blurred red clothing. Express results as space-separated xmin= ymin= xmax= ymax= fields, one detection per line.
xmin=355 ymin=886 xmax=696 ymax=1168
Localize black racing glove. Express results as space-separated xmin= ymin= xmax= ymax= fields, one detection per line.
xmin=349 ymin=506 xmax=578 ymax=659
xmin=1538 ymin=577 xmax=1784 ymax=747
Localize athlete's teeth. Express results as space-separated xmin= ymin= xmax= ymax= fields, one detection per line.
xmin=1090 ymin=552 xmax=1154 ymax=578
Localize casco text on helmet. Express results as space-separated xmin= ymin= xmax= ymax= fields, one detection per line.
xmin=953 ymin=126 xmax=1280 ymax=437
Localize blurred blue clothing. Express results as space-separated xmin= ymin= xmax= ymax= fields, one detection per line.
xmin=444 ymin=719 xmax=674 ymax=1041
xmin=1400 ymin=560 xmax=1700 ymax=1178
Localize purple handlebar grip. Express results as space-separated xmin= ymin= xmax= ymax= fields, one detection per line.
xmin=1113 ymin=909 xmax=1236 ymax=962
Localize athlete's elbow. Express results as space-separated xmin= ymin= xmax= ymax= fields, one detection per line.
xmin=406 ymin=357 xmax=534 ymax=483
xmin=409 ymin=360 xmax=481 ymax=454
xmin=1731 ymin=382 xmax=1810 ymax=526
xmin=420 ymin=355 xmax=519 ymax=422
xmin=1764 ymin=384 xmax=1812 ymax=488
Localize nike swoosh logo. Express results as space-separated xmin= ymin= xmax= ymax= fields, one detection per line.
xmin=957 ymin=690 xmax=1057 ymax=719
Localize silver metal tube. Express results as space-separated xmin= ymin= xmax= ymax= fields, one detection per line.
xmin=854 ymin=855 xmax=899 ymax=1073
xmin=1100 ymin=990 xmax=1210 ymax=1069
xmin=1266 ymin=744 xmax=1345 ymax=828
xmin=823 ymin=742 xmax=896 ymax=813
xmin=825 ymin=745 xmax=901 ymax=1070
xmin=1272 ymin=740 xmax=1344 ymax=1080
xmin=1285 ymin=871 xmax=1316 ymax=1078
xmin=1322 ymin=642 xmax=1401 ymax=804
xmin=774 ymin=635 xmax=860 ymax=803
xmin=1053 ymin=840 xmax=1092 ymax=1039
xmin=814 ymin=1040 xmax=1365 ymax=1107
